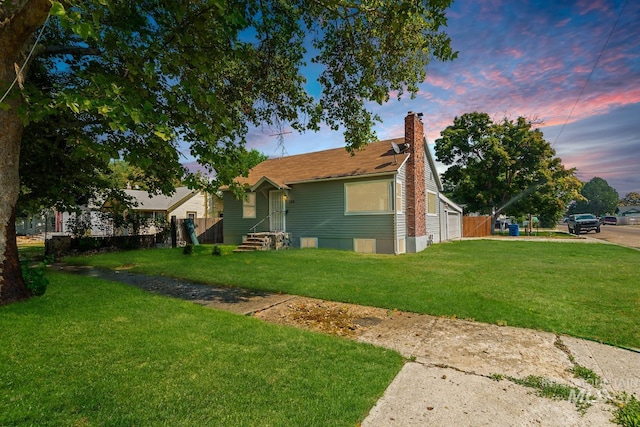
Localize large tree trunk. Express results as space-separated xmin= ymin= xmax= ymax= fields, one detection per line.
xmin=0 ymin=0 xmax=52 ymax=304
xmin=0 ymin=67 xmax=29 ymax=304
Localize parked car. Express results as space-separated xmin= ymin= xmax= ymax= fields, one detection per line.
xmin=602 ymin=216 xmax=617 ymax=225
xmin=567 ymin=214 xmax=601 ymax=234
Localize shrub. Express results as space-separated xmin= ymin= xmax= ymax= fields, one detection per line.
xmin=78 ymin=237 xmax=102 ymax=252
xmin=20 ymin=260 xmax=49 ymax=296
xmin=212 ymin=245 xmax=222 ymax=256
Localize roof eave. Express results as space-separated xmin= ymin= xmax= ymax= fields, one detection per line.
xmin=285 ymin=170 xmax=400 ymax=186
xmin=167 ymin=191 xmax=199 ymax=213
xmin=250 ymin=176 xmax=291 ymax=191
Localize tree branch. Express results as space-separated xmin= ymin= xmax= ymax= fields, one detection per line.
xmin=42 ymin=45 xmax=102 ymax=57
xmin=0 ymin=0 xmax=51 ymax=57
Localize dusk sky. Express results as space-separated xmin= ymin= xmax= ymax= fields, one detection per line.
xmin=233 ymin=0 xmax=640 ymax=198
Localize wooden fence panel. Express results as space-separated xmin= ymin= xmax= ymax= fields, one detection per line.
xmin=176 ymin=218 xmax=223 ymax=244
xmin=463 ymin=216 xmax=492 ymax=237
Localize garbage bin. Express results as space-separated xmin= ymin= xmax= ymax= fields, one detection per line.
xmin=184 ymin=218 xmax=199 ymax=245
xmin=508 ymin=224 xmax=519 ymax=236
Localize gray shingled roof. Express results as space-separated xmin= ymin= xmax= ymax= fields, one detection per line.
xmin=125 ymin=187 xmax=195 ymax=211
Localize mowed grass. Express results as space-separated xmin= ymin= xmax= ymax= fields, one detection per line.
xmin=66 ymin=240 xmax=640 ymax=349
xmin=0 ymin=272 xmax=402 ymax=426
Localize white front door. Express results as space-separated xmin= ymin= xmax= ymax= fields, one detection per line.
xmin=269 ymin=190 xmax=286 ymax=232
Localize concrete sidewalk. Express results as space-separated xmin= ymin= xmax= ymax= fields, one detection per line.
xmin=253 ymin=292 xmax=640 ymax=426
xmin=358 ymin=312 xmax=640 ymax=426
xmin=63 ymin=266 xmax=640 ymax=426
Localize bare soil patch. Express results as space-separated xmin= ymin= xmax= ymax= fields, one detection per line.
xmin=254 ymin=297 xmax=390 ymax=337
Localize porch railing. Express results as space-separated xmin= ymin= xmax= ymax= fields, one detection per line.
xmin=249 ymin=210 xmax=283 ymax=233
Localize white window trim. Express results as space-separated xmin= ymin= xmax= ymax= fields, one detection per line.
xmin=242 ymin=192 xmax=256 ymax=219
xmin=396 ymin=181 xmax=403 ymax=214
xmin=344 ymin=180 xmax=393 ymax=215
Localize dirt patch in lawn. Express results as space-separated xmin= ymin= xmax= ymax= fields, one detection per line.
xmin=254 ymin=297 xmax=390 ymax=337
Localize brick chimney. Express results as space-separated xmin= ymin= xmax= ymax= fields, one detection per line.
xmin=405 ymin=112 xmax=426 ymax=239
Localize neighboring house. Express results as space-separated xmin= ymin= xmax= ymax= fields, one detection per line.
xmin=16 ymin=213 xmax=55 ymax=236
xmin=57 ymin=187 xmax=218 ymax=236
xmin=615 ymin=206 xmax=640 ymax=217
xmin=122 ymin=187 xmax=212 ymax=221
xmin=614 ymin=205 xmax=640 ymax=225
xmin=222 ymin=112 xmax=462 ymax=254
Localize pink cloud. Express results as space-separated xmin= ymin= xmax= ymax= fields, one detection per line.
xmin=424 ymin=74 xmax=455 ymax=91
xmin=502 ymin=48 xmax=524 ymax=59
xmin=572 ymin=64 xmax=592 ymax=74
xmin=510 ymin=59 xmax=562 ymax=84
xmin=476 ymin=0 xmax=508 ymax=22
xmin=533 ymin=89 xmax=640 ymax=127
xmin=575 ymin=0 xmax=612 ymax=16
xmin=479 ymin=68 xmax=514 ymax=89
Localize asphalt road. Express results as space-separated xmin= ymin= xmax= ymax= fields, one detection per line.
xmin=563 ymin=224 xmax=640 ymax=249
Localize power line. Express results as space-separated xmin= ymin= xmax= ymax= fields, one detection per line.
xmin=552 ymin=0 xmax=628 ymax=147
xmin=0 ymin=13 xmax=51 ymax=104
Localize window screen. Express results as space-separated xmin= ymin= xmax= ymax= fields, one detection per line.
xmin=243 ymin=192 xmax=256 ymax=218
xmin=427 ymin=192 xmax=437 ymax=215
xmin=345 ymin=181 xmax=392 ymax=214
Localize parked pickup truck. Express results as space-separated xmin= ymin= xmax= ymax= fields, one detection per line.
xmin=567 ymin=213 xmax=601 ymax=234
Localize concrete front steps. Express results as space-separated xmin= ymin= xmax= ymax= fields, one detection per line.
xmin=233 ymin=232 xmax=292 ymax=253
xmin=233 ymin=233 xmax=272 ymax=253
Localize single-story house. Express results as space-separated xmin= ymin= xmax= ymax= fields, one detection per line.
xmin=121 ymin=187 xmax=218 ymax=221
xmin=57 ymin=187 xmax=220 ymax=236
xmin=615 ymin=206 xmax=640 ymax=217
xmin=222 ymin=112 xmax=462 ymax=254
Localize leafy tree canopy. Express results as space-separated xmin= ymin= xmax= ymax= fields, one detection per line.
xmin=620 ymin=191 xmax=640 ymax=206
xmin=434 ymin=112 xmax=582 ymax=226
xmin=20 ymin=0 xmax=457 ymax=195
xmin=568 ymin=177 xmax=619 ymax=216
xmin=1 ymin=0 xmax=457 ymax=303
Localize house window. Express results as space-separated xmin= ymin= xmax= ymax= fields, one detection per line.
xmin=427 ymin=191 xmax=437 ymax=215
xmin=243 ymin=192 xmax=256 ymax=218
xmin=396 ymin=182 xmax=403 ymax=213
xmin=187 ymin=212 xmax=196 ymax=220
xmin=345 ymin=181 xmax=392 ymax=214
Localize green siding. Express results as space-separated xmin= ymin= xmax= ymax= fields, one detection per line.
xmin=222 ymin=187 xmax=271 ymax=244
xmin=287 ymin=178 xmax=395 ymax=251
xmin=223 ymin=176 xmax=397 ymax=253
xmin=424 ymin=152 xmax=441 ymax=242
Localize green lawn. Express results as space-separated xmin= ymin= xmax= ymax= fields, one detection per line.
xmin=66 ymin=240 xmax=640 ymax=349
xmin=0 ymin=272 xmax=402 ymax=426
